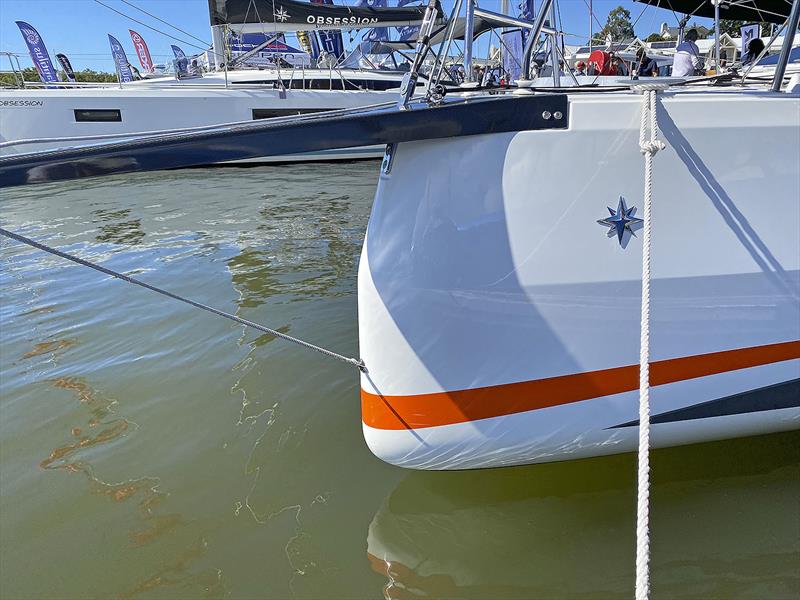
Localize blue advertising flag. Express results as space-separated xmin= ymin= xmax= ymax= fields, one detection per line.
xmin=519 ymin=0 xmax=535 ymax=45
xmin=311 ymin=0 xmax=345 ymax=59
xmin=228 ymin=32 xmax=288 ymax=53
xmin=501 ymin=29 xmax=524 ymax=82
xmin=396 ymin=0 xmax=420 ymax=41
xmin=108 ymin=34 xmax=134 ymax=83
xmin=170 ymin=45 xmax=187 ymax=59
xmin=358 ymin=0 xmax=389 ymax=42
xmin=310 ymin=31 xmax=321 ymax=58
xmin=15 ymin=21 xmax=59 ymax=83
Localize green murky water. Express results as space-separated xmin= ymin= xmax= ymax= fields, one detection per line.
xmin=1 ymin=163 xmax=798 ymax=599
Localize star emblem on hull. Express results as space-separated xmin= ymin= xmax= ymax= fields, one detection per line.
xmin=275 ymin=7 xmax=290 ymax=22
xmin=597 ymin=196 xmax=643 ymax=245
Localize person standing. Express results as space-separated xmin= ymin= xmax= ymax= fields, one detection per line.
xmin=636 ymin=48 xmax=658 ymax=77
xmin=744 ymin=38 xmax=767 ymax=64
xmin=672 ymin=29 xmax=701 ymax=77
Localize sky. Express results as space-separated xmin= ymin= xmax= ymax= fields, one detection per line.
xmin=0 ymin=0 xmax=717 ymax=72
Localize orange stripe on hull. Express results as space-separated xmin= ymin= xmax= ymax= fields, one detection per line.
xmin=361 ymin=340 xmax=800 ymax=430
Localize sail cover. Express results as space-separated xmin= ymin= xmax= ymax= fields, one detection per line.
xmin=632 ymin=0 xmax=792 ymax=24
xmin=208 ymin=0 xmax=433 ymax=31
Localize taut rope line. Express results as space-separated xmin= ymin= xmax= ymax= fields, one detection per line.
xmin=0 ymin=227 xmax=366 ymax=372
xmin=632 ymin=82 xmax=667 ymax=600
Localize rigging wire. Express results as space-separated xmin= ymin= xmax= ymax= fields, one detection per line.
xmin=582 ymin=0 xmax=604 ymax=30
xmin=629 ymin=2 xmax=653 ymax=34
xmin=92 ymin=0 xmax=209 ymax=52
xmin=118 ymin=0 xmax=210 ymax=46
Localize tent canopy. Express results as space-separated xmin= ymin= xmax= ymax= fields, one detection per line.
xmin=633 ymin=0 xmax=793 ymax=25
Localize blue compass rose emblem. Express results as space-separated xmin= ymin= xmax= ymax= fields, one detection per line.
xmin=597 ymin=196 xmax=643 ymax=245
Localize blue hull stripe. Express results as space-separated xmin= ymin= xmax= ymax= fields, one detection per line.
xmin=610 ymin=379 xmax=800 ymax=428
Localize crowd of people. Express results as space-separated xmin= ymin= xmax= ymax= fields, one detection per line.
xmin=447 ymin=29 xmax=771 ymax=88
xmin=571 ymin=30 xmax=769 ymax=79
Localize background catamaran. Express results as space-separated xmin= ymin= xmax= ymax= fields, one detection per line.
xmin=0 ymin=0 xmax=440 ymax=162
xmin=1 ymin=0 xmax=798 ymax=471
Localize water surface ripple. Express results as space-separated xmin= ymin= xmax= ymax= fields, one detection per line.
xmin=1 ymin=163 xmax=797 ymax=600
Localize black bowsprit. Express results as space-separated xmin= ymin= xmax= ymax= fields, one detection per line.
xmin=0 ymin=93 xmax=569 ymax=188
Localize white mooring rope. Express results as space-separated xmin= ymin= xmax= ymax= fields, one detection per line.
xmin=633 ymin=82 xmax=667 ymax=600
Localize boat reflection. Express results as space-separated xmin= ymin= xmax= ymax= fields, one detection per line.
xmin=225 ymin=193 xmax=363 ymax=311
xmin=367 ymin=432 xmax=800 ymax=599
xmin=93 ymin=208 xmax=146 ymax=245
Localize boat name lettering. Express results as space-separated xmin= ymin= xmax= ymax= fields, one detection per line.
xmin=0 ymin=99 xmax=44 ymax=108
xmin=306 ymin=16 xmax=379 ymax=25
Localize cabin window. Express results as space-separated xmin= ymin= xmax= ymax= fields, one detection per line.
xmin=251 ymin=108 xmax=329 ymax=120
xmin=74 ymin=109 xmax=122 ymax=122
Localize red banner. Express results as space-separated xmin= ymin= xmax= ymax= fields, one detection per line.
xmin=128 ymin=30 xmax=153 ymax=73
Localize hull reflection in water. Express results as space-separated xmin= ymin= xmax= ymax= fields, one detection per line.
xmin=366 ymin=432 xmax=800 ymax=599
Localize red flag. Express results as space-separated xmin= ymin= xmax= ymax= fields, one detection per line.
xmin=128 ymin=30 xmax=153 ymax=73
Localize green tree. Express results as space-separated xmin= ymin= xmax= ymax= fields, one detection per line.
xmin=74 ymin=68 xmax=118 ymax=83
xmin=597 ymin=6 xmax=636 ymax=43
xmin=644 ymin=33 xmax=663 ymax=43
xmin=0 ymin=66 xmax=118 ymax=87
xmin=719 ymin=19 xmax=773 ymax=37
xmin=0 ymin=67 xmax=37 ymax=87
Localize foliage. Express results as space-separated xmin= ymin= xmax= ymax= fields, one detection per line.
xmin=74 ymin=69 xmax=118 ymax=83
xmin=644 ymin=33 xmax=663 ymax=43
xmin=0 ymin=66 xmax=118 ymax=87
xmin=0 ymin=67 xmax=37 ymax=86
xmin=597 ymin=6 xmax=636 ymax=43
xmin=719 ymin=19 xmax=773 ymax=37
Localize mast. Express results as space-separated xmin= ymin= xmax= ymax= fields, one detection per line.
xmin=589 ymin=0 xmax=592 ymax=53
xmin=521 ymin=0 xmax=553 ymax=79
xmin=713 ymin=0 xmax=721 ymax=69
xmin=211 ymin=24 xmax=227 ymax=70
xmin=501 ymin=0 xmax=509 ymax=73
xmin=463 ymin=0 xmax=476 ymax=82
xmin=772 ymin=0 xmax=800 ymax=91
xmin=549 ymin=0 xmax=559 ymax=86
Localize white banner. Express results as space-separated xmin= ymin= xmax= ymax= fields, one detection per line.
xmin=501 ymin=30 xmax=524 ymax=83
xmin=740 ymin=23 xmax=759 ymax=60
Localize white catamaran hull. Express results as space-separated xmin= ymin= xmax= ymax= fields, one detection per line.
xmin=359 ymin=89 xmax=800 ymax=470
xmin=0 ymin=84 xmax=394 ymax=162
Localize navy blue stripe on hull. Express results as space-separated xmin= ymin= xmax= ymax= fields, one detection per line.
xmin=0 ymin=94 xmax=568 ymax=188
xmin=610 ymin=379 xmax=800 ymax=428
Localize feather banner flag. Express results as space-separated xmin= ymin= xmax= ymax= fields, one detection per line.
xmin=129 ymin=30 xmax=154 ymax=73
xmin=108 ymin=34 xmax=134 ymax=82
xmin=15 ymin=21 xmax=59 ymax=83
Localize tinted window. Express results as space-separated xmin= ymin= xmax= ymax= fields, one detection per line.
xmin=252 ymin=108 xmax=330 ymax=119
xmin=74 ymin=109 xmax=122 ymax=122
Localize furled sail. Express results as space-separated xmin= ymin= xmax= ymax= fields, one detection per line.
xmin=207 ymin=0 xmax=433 ymax=31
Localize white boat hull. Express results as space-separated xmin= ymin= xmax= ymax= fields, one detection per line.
xmin=358 ymin=89 xmax=800 ymax=469
xmin=0 ymin=84 xmax=392 ymax=161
